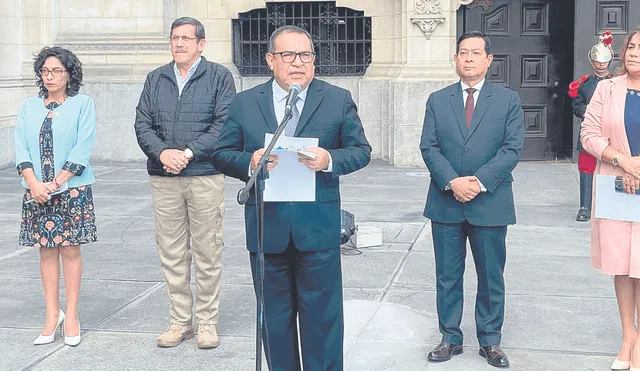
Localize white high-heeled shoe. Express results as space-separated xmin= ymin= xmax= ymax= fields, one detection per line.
xmin=611 ymin=357 xmax=630 ymax=370
xmin=33 ymin=308 xmax=65 ymax=345
xmin=64 ymin=318 xmax=81 ymax=346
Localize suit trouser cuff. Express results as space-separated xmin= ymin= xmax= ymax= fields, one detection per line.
xmin=477 ymin=334 xmax=502 ymax=348
xmin=442 ymin=334 xmax=463 ymax=345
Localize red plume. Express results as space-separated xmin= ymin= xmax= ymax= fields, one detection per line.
xmin=601 ymin=31 xmax=613 ymax=46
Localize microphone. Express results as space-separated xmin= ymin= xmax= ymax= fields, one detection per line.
xmin=284 ymin=83 xmax=302 ymax=115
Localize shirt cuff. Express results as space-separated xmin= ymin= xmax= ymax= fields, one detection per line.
xmin=16 ymin=162 xmax=33 ymax=175
xmin=62 ymin=161 xmax=86 ymax=176
xmin=321 ymin=153 xmax=333 ymax=173
xmin=184 ymin=148 xmax=194 ymax=160
xmin=476 ymin=178 xmax=487 ymax=192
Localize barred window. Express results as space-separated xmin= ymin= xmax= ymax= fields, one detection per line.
xmin=232 ymin=1 xmax=372 ymax=76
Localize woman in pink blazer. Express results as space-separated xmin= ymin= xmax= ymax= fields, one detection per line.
xmin=581 ymin=26 xmax=640 ymax=371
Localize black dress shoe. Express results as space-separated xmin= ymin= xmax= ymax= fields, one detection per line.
xmin=479 ymin=345 xmax=510 ymax=368
xmin=427 ymin=341 xmax=463 ymax=362
xmin=576 ymin=207 xmax=590 ymax=222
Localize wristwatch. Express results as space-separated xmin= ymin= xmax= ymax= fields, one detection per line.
xmin=445 ymin=179 xmax=454 ymax=191
xmin=612 ymin=153 xmax=621 ymax=167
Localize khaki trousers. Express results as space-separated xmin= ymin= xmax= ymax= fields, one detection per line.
xmin=149 ymin=174 xmax=225 ymax=326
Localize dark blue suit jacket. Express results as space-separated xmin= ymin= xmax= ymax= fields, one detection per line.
xmin=420 ymin=82 xmax=525 ymax=227
xmin=212 ymin=78 xmax=371 ymax=253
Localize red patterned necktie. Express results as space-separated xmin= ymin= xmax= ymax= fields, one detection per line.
xmin=465 ymin=88 xmax=477 ymax=128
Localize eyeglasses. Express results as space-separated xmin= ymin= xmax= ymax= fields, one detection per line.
xmin=170 ymin=35 xmax=199 ymax=43
xmin=271 ymin=51 xmax=316 ymax=63
xmin=39 ymin=68 xmax=66 ymax=77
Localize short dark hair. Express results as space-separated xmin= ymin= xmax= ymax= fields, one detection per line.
xmin=33 ymin=46 xmax=83 ymax=98
xmin=170 ymin=17 xmax=206 ymax=41
xmin=456 ymin=31 xmax=492 ymax=55
xmin=268 ymin=25 xmax=315 ymax=53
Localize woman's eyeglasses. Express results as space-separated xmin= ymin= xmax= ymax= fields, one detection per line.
xmin=39 ymin=68 xmax=66 ymax=77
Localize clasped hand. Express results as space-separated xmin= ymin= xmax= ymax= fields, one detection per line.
xmin=450 ymin=176 xmax=481 ymax=203
xmin=617 ymin=156 xmax=640 ymax=194
xmin=29 ymin=181 xmax=53 ymax=204
xmin=160 ymin=149 xmax=190 ymax=174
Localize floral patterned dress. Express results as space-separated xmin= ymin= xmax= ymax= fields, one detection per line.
xmin=18 ymin=102 xmax=97 ymax=248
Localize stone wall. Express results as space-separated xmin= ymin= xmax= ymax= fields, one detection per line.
xmin=0 ymin=0 xmax=466 ymax=169
xmin=0 ymin=0 xmax=56 ymax=169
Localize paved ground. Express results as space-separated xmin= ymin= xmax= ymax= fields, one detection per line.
xmin=0 ymin=160 xmax=620 ymax=371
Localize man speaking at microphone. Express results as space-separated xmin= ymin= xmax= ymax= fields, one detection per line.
xmin=212 ymin=25 xmax=370 ymax=370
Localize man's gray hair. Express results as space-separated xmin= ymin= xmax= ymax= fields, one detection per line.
xmin=268 ymin=25 xmax=315 ymax=53
xmin=170 ymin=17 xmax=206 ymax=41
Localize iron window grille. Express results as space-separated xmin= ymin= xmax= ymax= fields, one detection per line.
xmin=232 ymin=1 xmax=372 ymax=76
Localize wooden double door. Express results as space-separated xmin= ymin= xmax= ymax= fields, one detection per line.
xmin=460 ymin=0 xmax=640 ymax=159
xmin=458 ymin=0 xmax=574 ymax=160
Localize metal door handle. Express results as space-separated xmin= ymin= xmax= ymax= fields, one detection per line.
xmin=553 ymin=81 xmax=560 ymax=87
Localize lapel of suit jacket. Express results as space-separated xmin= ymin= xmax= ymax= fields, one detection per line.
xmin=465 ymin=82 xmax=492 ymax=144
xmin=449 ymin=83 xmax=467 ymax=139
xmin=257 ymin=79 xmax=278 ymax=133
xmin=295 ymin=79 xmax=324 ymax=136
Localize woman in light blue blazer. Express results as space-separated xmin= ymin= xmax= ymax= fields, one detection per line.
xmin=14 ymin=46 xmax=97 ymax=347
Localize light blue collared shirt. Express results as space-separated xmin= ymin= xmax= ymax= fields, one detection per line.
xmin=271 ymin=80 xmax=332 ymax=172
xmin=174 ymin=56 xmax=202 ymax=97
xmin=272 ymin=79 xmax=308 ymax=124
xmin=248 ymin=80 xmax=332 ymax=175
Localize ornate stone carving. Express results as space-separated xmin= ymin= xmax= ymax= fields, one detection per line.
xmin=415 ymin=0 xmax=442 ymax=15
xmin=412 ymin=0 xmax=445 ymax=39
xmin=411 ymin=18 xmax=445 ymax=39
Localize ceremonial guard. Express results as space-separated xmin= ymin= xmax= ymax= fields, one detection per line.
xmin=569 ymin=31 xmax=614 ymax=222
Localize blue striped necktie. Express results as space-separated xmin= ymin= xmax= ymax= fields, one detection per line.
xmin=284 ymin=98 xmax=300 ymax=137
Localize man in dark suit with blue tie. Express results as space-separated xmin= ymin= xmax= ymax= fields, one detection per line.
xmin=212 ymin=25 xmax=371 ymax=371
xmin=420 ymin=31 xmax=525 ymax=368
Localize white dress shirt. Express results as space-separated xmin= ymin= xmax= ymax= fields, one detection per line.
xmin=457 ymin=78 xmax=487 ymax=192
xmin=461 ymin=78 xmax=485 ymax=109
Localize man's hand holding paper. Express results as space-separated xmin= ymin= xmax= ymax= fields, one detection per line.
xmin=298 ymin=146 xmax=330 ymax=171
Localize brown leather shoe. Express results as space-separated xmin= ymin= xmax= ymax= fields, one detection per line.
xmin=479 ymin=345 xmax=510 ymax=368
xmin=156 ymin=324 xmax=194 ymax=348
xmin=427 ymin=341 xmax=463 ymax=362
xmin=197 ymin=324 xmax=219 ymax=349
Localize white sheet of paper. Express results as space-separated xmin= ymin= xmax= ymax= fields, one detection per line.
xmin=594 ymin=174 xmax=640 ymax=222
xmin=263 ymin=133 xmax=318 ymax=202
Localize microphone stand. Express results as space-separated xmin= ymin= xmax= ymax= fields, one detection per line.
xmin=237 ymin=107 xmax=295 ymax=371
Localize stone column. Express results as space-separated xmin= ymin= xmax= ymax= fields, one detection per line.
xmin=50 ymin=0 xmax=178 ymax=161
xmin=337 ymin=0 xmax=402 ymax=161
xmin=383 ymin=0 xmax=462 ymax=167
xmin=0 ymin=0 xmax=53 ymax=168
xmin=185 ymin=0 xmax=264 ymax=72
